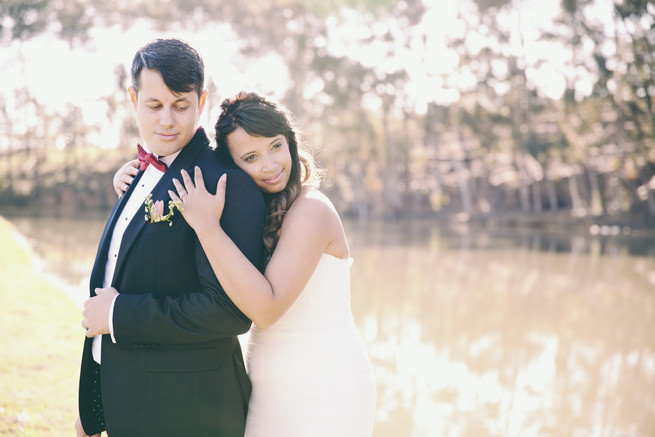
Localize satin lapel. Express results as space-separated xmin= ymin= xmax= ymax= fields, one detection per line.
xmin=162 ymin=129 xmax=208 ymax=185
xmin=89 ymin=170 xmax=146 ymax=295
xmin=111 ymin=129 xmax=209 ymax=284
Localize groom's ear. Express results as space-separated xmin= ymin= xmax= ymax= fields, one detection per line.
xmin=198 ymin=89 xmax=209 ymax=114
xmin=128 ymin=87 xmax=138 ymax=111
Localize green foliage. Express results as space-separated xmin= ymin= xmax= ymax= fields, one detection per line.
xmin=472 ymin=0 xmax=512 ymax=13
xmin=1 ymin=0 xmax=654 ymax=221
xmin=0 ymin=0 xmax=95 ymax=44
xmin=300 ymin=0 xmax=397 ymax=17
xmin=0 ymin=0 xmax=51 ymax=40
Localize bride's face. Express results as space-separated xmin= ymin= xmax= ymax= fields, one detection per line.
xmin=227 ymin=127 xmax=292 ymax=194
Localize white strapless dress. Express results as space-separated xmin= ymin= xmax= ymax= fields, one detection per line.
xmin=244 ymin=253 xmax=376 ymax=437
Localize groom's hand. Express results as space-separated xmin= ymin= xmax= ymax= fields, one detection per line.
xmin=83 ymin=287 xmax=119 ymax=338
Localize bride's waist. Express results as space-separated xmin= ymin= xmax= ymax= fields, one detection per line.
xmin=260 ymin=307 xmax=354 ymax=330
xmin=249 ymin=321 xmax=357 ymax=342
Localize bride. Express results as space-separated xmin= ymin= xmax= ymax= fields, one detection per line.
xmin=114 ymin=91 xmax=376 ymax=436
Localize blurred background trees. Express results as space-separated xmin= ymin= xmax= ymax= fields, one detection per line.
xmin=1 ymin=0 xmax=653 ymax=226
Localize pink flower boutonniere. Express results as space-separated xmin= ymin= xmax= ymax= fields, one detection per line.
xmin=144 ymin=194 xmax=182 ymax=226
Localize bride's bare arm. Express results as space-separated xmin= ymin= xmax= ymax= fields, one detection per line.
xmin=170 ymin=167 xmax=342 ymax=329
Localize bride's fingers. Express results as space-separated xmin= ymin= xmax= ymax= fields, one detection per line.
xmin=126 ymin=165 xmax=139 ymax=176
xmin=168 ymin=190 xmax=183 ymax=205
xmin=190 ymin=166 xmax=211 ymax=195
xmin=193 ymin=166 xmax=206 ymax=191
xmin=180 ymin=169 xmax=195 ymax=191
xmin=216 ymin=174 xmax=227 ymax=200
xmin=172 ymin=178 xmax=186 ymax=197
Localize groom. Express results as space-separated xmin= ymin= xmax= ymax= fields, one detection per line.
xmin=76 ymin=39 xmax=266 ymax=436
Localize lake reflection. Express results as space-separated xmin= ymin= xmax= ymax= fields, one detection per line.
xmin=8 ymin=215 xmax=655 ymax=437
xmin=346 ymin=221 xmax=655 ymax=437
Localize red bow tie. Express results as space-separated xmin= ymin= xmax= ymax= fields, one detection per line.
xmin=137 ymin=144 xmax=167 ymax=173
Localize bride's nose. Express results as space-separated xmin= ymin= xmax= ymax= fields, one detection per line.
xmin=262 ymin=154 xmax=277 ymax=172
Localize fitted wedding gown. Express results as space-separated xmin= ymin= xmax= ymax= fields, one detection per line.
xmin=244 ymin=253 xmax=376 ymax=437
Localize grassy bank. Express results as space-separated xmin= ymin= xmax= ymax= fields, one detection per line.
xmin=0 ymin=216 xmax=82 ymax=435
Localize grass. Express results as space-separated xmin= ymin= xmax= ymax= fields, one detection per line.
xmin=0 ymin=216 xmax=83 ymax=435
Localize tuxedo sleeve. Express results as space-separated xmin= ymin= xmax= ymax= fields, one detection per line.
xmin=111 ymin=168 xmax=266 ymax=346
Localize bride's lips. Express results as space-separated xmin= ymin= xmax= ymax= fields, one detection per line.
xmin=262 ymin=170 xmax=284 ymax=185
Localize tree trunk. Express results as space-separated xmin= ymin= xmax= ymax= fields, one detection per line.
xmin=452 ymin=156 xmax=472 ymax=214
xmin=515 ymin=153 xmax=531 ymax=212
xmin=568 ymin=172 xmax=583 ymax=215
xmin=532 ymin=180 xmax=543 ymax=213
xmin=382 ymin=102 xmax=400 ymax=218
xmin=545 ymin=177 xmax=558 ymax=212
xmin=587 ymin=166 xmax=604 ymax=216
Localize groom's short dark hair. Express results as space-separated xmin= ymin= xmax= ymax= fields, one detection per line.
xmin=131 ymin=38 xmax=205 ymax=97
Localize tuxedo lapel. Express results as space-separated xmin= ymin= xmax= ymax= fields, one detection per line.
xmin=111 ymin=129 xmax=210 ymax=284
xmin=163 ymin=128 xmax=208 ymax=181
xmin=89 ymin=170 xmax=146 ymax=295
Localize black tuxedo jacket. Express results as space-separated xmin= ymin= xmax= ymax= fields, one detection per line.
xmin=78 ymin=129 xmax=266 ymax=436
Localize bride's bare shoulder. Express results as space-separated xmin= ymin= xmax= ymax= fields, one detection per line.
xmin=296 ymin=187 xmax=337 ymax=211
xmin=285 ymin=187 xmax=339 ymax=223
xmin=283 ymin=187 xmax=349 ymax=258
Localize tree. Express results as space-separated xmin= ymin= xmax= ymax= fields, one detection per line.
xmin=0 ymin=0 xmax=94 ymax=45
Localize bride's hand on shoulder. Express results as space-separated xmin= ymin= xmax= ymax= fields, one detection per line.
xmin=170 ymin=167 xmax=228 ymax=234
xmin=113 ymin=159 xmax=139 ymax=197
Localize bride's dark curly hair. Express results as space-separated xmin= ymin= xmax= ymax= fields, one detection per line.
xmin=215 ymin=91 xmax=321 ymax=258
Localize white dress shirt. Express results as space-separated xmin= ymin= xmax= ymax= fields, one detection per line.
xmin=92 ymin=149 xmax=180 ymax=364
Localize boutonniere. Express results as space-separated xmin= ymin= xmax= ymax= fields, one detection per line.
xmin=144 ymin=194 xmax=182 ymax=226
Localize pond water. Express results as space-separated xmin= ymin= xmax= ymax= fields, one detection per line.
xmin=7 ymin=214 xmax=655 ymax=437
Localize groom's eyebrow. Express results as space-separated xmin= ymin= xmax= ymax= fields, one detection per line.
xmin=144 ymin=97 xmax=191 ymax=104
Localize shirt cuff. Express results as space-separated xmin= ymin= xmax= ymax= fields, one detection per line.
xmin=109 ymin=294 xmax=119 ymax=343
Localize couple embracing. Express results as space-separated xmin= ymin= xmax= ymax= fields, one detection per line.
xmin=75 ymin=38 xmax=375 ymax=436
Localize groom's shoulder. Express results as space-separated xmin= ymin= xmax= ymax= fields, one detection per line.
xmin=193 ymin=143 xmax=228 ymax=171
xmin=192 ymin=145 xmax=259 ymax=192
xmin=195 ymin=143 xmax=220 ymax=162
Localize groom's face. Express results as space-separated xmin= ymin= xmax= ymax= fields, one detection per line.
xmin=129 ymin=68 xmax=207 ymax=158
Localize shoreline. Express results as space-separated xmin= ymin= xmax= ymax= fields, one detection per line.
xmin=5 ymin=219 xmax=87 ymax=308
xmin=0 ymin=216 xmax=82 ymax=435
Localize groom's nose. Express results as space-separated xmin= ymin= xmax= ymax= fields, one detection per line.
xmin=159 ymin=107 xmax=175 ymax=128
